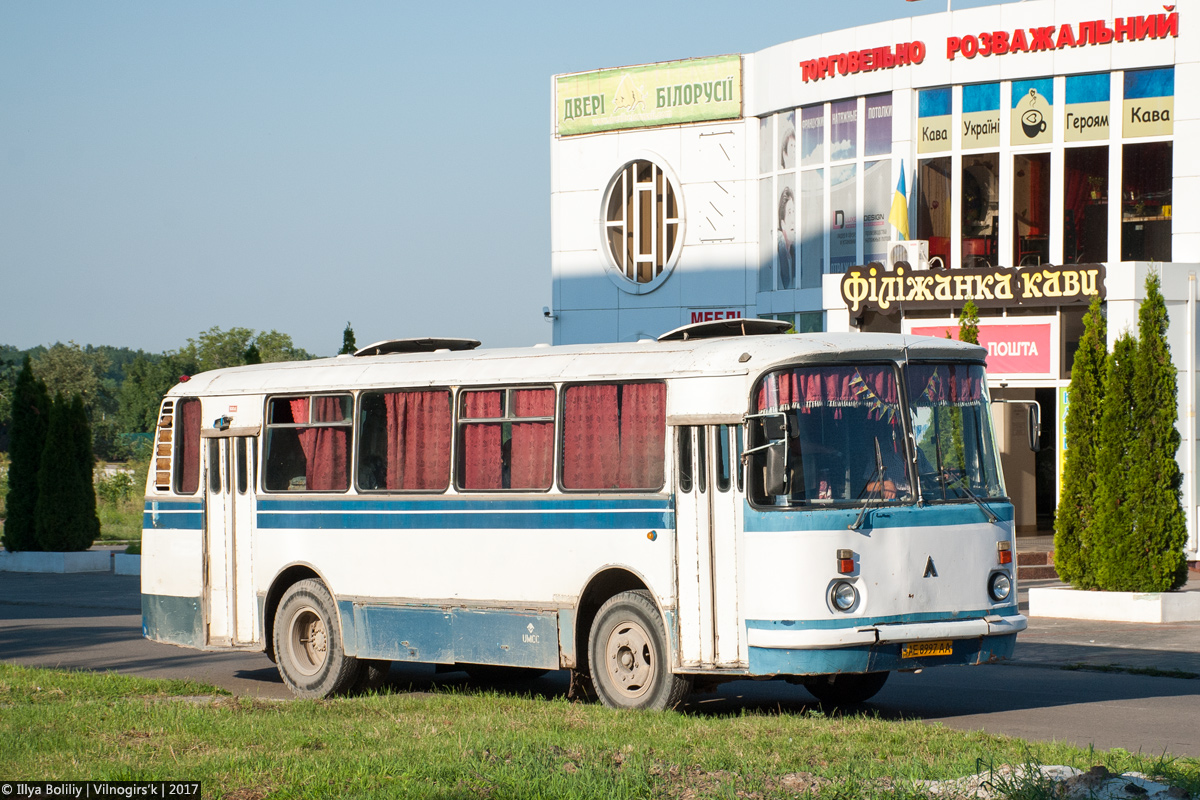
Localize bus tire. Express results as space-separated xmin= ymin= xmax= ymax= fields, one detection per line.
xmin=802 ymin=671 xmax=889 ymax=706
xmin=588 ymin=590 xmax=690 ymax=711
xmin=273 ymin=579 xmax=360 ymax=699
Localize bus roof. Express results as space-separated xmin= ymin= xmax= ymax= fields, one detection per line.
xmin=167 ymin=332 xmax=986 ymax=398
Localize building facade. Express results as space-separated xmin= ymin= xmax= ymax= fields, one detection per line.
xmin=549 ymin=0 xmax=1198 ymax=557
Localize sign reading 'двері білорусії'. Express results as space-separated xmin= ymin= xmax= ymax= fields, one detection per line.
xmin=556 ymin=55 xmax=741 ymax=137
xmin=840 ymin=263 xmax=1106 ymax=313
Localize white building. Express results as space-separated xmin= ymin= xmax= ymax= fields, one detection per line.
xmin=549 ymin=0 xmax=1198 ymax=558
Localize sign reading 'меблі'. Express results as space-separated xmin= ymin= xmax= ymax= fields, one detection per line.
xmin=840 ymin=263 xmax=1105 ymax=313
xmin=556 ymin=55 xmax=742 ymax=136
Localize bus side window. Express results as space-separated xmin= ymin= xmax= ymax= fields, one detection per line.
xmin=696 ymin=427 xmax=708 ymax=494
xmin=358 ymin=390 xmax=451 ymax=492
xmin=207 ymin=439 xmax=221 ymax=494
xmin=677 ymin=427 xmax=693 ymax=493
xmin=561 ymin=382 xmax=665 ymax=491
xmin=263 ymin=395 xmax=352 ymax=492
xmin=173 ymin=398 xmax=201 ymax=495
xmin=715 ymin=425 xmax=732 ymax=493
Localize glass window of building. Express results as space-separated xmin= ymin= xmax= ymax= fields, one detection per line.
xmin=1121 ymin=141 xmax=1172 ymax=261
xmin=864 ymin=94 xmax=892 ymax=158
xmin=603 ymin=160 xmax=680 ymax=285
xmin=800 ymin=168 xmax=825 ymax=283
xmin=917 ymin=157 xmax=952 ymax=268
xmin=1013 ymin=152 xmax=1050 ymax=266
xmin=1063 ymin=146 xmax=1108 ymax=264
xmin=962 ymin=154 xmax=999 ymax=267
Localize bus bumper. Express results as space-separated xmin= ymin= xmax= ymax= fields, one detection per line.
xmin=746 ymin=614 xmax=1026 ymax=676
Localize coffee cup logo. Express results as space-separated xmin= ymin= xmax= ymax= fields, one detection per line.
xmin=1021 ymin=109 xmax=1046 ymax=138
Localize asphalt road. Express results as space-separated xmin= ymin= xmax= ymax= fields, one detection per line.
xmin=2 ymin=572 xmax=1198 ymax=758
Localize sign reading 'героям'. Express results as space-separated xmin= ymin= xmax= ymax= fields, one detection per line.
xmin=840 ymin=263 xmax=1106 ymax=314
xmin=556 ymin=55 xmax=741 ymax=136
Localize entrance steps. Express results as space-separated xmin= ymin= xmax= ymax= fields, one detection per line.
xmin=1016 ymin=534 xmax=1058 ymax=581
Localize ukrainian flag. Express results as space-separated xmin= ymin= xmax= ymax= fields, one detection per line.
xmin=888 ymin=161 xmax=910 ymax=241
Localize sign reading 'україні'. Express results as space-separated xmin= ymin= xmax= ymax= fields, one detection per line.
xmin=840 ymin=263 xmax=1105 ymax=313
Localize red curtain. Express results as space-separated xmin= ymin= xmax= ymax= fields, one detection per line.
xmin=461 ymin=391 xmax=502 ymax=490
xmin=908 ymin=364 xmax=983 ymax=406
xmin=177 ymin=398 xmax=202 ymax=494
xmin=289 ymin=396 xmax=349 ymax=491
xmin=757 ymin=366 xmax=899 ymax=419
xmin=562 ymin=384 xmax=620 ymax=489
xmin=510 ymin=389 xmax=554 ymax=489
xmin=383 ymin=391 xmax=450 ymax=490
xmin=616 ymin=383 xmax=665 ymax=489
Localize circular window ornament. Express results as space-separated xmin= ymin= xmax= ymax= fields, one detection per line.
xmin=600 ymin=158 xmax=683 ymax=294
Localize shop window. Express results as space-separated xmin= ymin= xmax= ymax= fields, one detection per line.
xmin=1064 ymin=147 xmax=1108 ymax=264
xmin=457 ymin=388 xmax=554 ymax=491
xmin=1121 ymin=142 xmax=1172 ymax=262
xmin=917 ymin=158 xmax=952 ymax=269
xmin=961 ymin=154 xmax=999 ymax=267
xmin=264 ymin=395 xmax=352 ymax=492
xmin=1013 ymin=152 xmax=1050 ymax=266
xmin=358 ymin=389 xmax=451 ymax=491
xmin=562 ymin=382 xmax=665 ymax=491
xmin=604 ymin=160 xmax=680 ymax=286
xmin=173 ymin=398 xmax=201 ymax=495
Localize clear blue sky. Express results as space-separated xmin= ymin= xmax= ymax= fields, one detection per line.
xmin=0 ymin=0 xmax=1016 ymax=357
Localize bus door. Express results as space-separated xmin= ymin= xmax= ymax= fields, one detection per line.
xmin=673 ymin=423 xmax=744 ymax=669
xmin=202 ymin=431 xmax=258 ymax=646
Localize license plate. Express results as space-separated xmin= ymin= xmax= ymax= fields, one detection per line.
xmin=901 ymin=640 xmax=953 ymax=658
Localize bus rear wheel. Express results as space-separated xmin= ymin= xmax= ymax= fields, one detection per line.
xmin=802 ymin=671 xmax=889 ymax=706
xmin=588 ymin=590 xmax=690 ymax=711
xmin=273 ymin=579 xmax=361 ymax=699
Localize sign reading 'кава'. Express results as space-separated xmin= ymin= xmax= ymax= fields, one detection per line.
xmin=556 ymin=55 xmax=742 ymax=136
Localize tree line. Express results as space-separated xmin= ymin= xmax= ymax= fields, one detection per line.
xmin=0 ymin=325 xmax=332 ymax=460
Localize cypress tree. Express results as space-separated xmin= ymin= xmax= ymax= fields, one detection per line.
xmin=340 ymin=322 xmax=357 ymax=355
xmin=958 ymin=300 xmax=980 ymax=345
xmin=34 ymin=393 xmax=98 ymax=552
xmin=1091 ymin=334 xmax=1138 ymax=591
xmin=1054 ymin=295 xmax=1106 ymax=588
xmin=1127 ymin=273 xmax=1188 ymax=591
xmin=72 ymin=394 xmax=101 ymax=547
xmin=3 ymin=357 xmax=50 ymax=552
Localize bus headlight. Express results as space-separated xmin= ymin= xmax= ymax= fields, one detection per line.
xmin=830 ymin=581 xmax=858 ymax=612
xmin=988 ymin=571 xmax=1013 ymax=602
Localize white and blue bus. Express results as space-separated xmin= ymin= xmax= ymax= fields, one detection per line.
xmin=141 ymin=320 xmax=1028 ymax=709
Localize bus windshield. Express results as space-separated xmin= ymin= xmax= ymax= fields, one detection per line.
xmin=906 ymin=363 xmax=1005 ymax=501
xmin=749 ymin=364 xmax=910 ymax=507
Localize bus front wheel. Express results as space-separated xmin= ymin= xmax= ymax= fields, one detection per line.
xmin=273 ymin=579 xmax=361 ymax=699
xmin=802 ymin=671 xmax=889 ymax=706
xmin=588 ymin=590 xmax=690 ymax=711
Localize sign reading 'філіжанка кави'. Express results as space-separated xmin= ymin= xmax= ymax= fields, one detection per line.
xmin=556 ymin=55 xmax=741 ymax=136
xmin=839 ymin=263 xmax=1106 ymax=313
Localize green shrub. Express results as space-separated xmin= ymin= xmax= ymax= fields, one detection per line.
xmin=1092 ymin=333 xmax=1138 ymax=590
xmin=3 ymin=357 xmax=50 ymax=552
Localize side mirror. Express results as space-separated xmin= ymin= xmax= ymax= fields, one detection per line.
xmin=764 ymin=442 xmax=787 ymax=496
xmin=1026 ymin=402 xmax=1042 ymax=453
xmin=762 ymin=414 xmax=787 ymax=441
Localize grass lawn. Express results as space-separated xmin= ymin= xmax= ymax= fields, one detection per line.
xmin=2 ymin=664 xmax=1198 ymax=799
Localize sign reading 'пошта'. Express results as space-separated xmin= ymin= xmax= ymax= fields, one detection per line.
xmin=839 ymin=263 xmax=1106 ymax=314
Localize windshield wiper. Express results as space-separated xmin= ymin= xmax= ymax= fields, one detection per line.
xmin=945 ymin=474 xmax=999 ymax=523
xmin=849 ymin=437 xmax=888 ymax=531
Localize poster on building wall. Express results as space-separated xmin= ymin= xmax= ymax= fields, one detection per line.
xmin=1124 ymin=67 xmax=1174 ymax=138
xmin=801 ymin=105 xmax=825 ymax=166
xmin=800 ymin=169 xmax=824 ymax=286
xmin=1011 ymin=79 xmax=1054 ymax=146
xmin=962 ymin=83 xmax=1000 ymax=149
xmin=555 ymin=55 xmax=741 ymax=136
xmin=918 ymin=88 xmax=951 ymax=154
xmin=830 ymin=164 xmax=857 ymax=274
xmin=908 ymin=321 xmax=1054 ymax=377
xmin=864 ymin=94 xmax=892 ymax=157
xmin=830 ymin=99 xmax=857 ymax=160
xmin=863 ymin=160 xmax=891 ymax=264
xmin=1065 ymin=73 xmax=1110 ymax=142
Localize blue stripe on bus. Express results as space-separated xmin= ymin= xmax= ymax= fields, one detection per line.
xmin=143 ymin=499 xmax=205 ymax=530
xmin=746 ymin=603 xmax=1019 ymax=631
xmin=258 ymin=510 xmax=673 ymax=531
xmin=743 ymin=501 xmax=1014 ymax=532
xmin=748 ymin=633 xmax=1017 ymax=675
